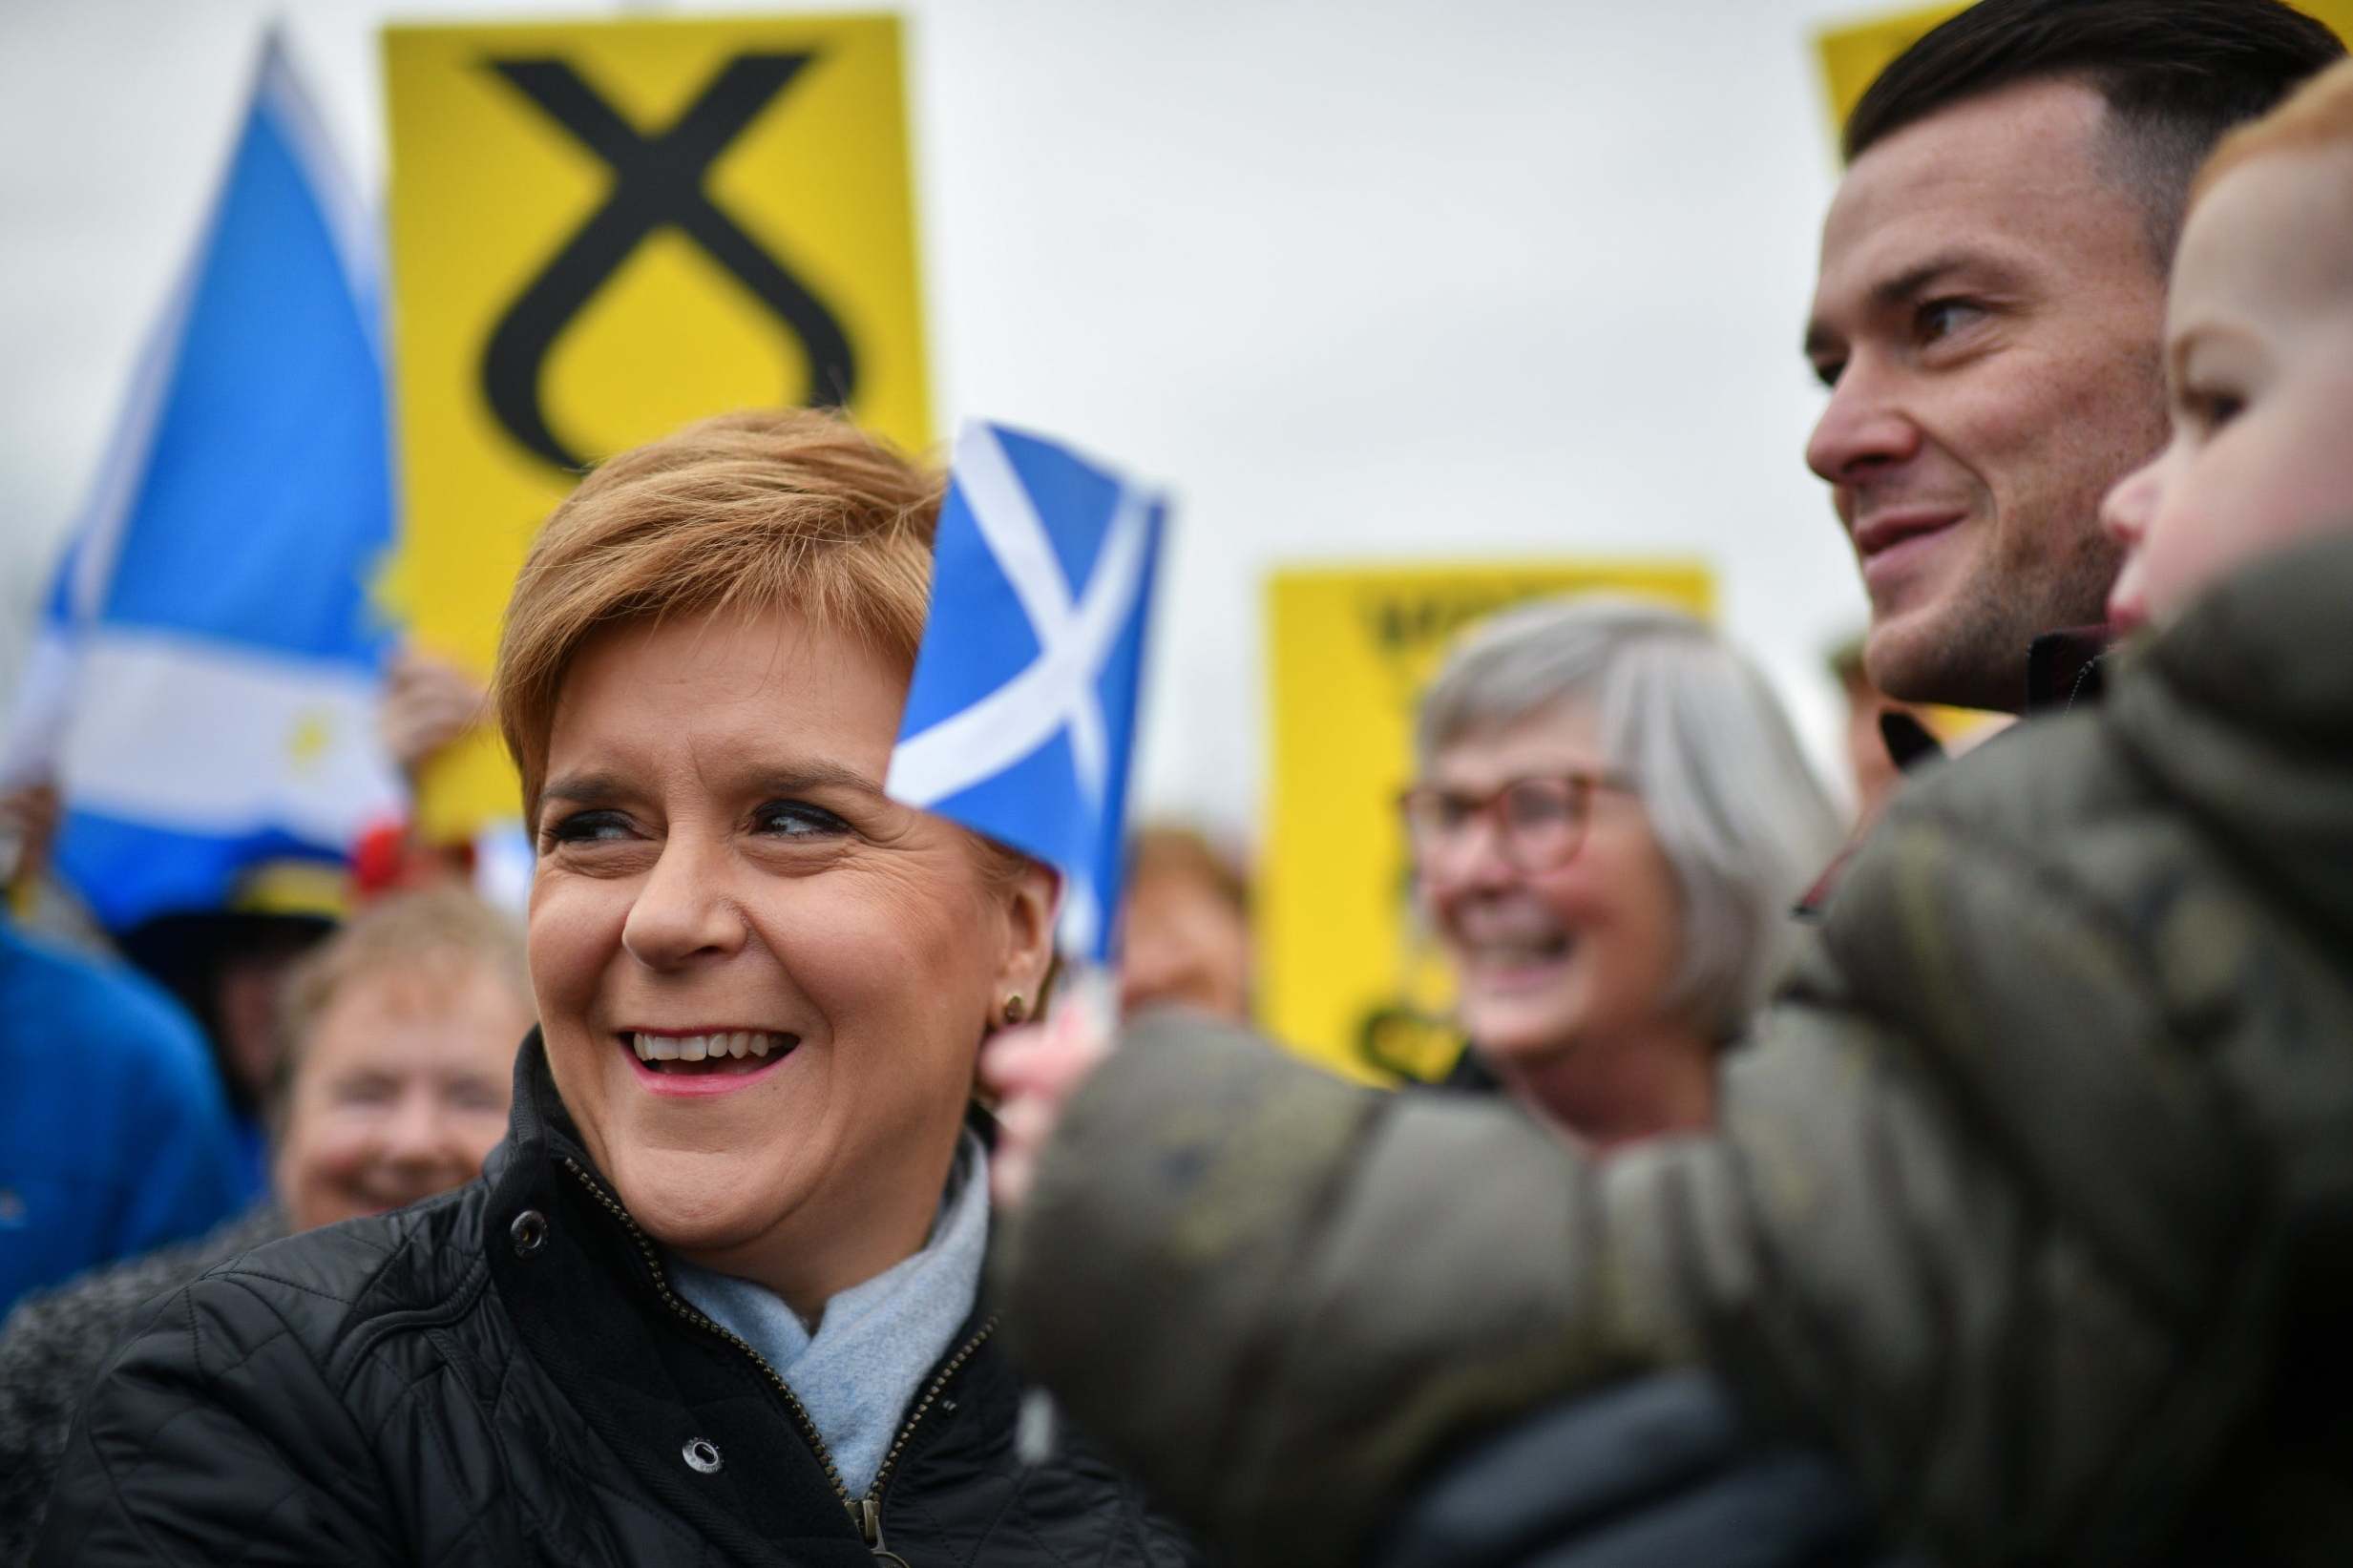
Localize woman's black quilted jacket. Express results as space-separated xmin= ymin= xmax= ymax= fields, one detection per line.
xmin=32 ymin=1035 xmax=1202 ymax=1567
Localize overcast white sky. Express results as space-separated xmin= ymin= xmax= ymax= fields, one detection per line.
xmin=0 ymin=0 xmax=1875 ymax=835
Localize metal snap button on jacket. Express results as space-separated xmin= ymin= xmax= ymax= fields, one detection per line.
xmin=682 ymin=1437 xmax=723 ymax=1474
xmin=509 ymin=1210 xmax=548 ymax=1257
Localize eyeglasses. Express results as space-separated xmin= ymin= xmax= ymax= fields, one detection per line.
xmin=1397 ymin=771 xmax=1636 ymax=874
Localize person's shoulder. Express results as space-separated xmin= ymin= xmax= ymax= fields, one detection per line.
xmin=1880 ymin=704 xmax=2118 ymax=841
xmin=0 ymin=924 xmax=212 ymax=1080
xmin=1854 ymin=531 xmax=2353 ymax=904
xmin=0 ymin=1206 xmax=285 ymax=1489
xmin=176 ymin=1184 xmax=492 ymax=1365
xmin=2116 ymin=530 xmax=2353 ymax=747
xmin=0 ymin=927 xmax=233 ymax=1201
xmin=1 ymin=1205 xmax=283 ymax=1351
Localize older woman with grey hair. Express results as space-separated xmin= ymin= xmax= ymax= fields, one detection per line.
xmin=1404 ymin=597 xmax=1840 ymax=1144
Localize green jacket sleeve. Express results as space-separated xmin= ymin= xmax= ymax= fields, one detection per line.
xmin=998 ymin=774 xmax=2261 ymax=1568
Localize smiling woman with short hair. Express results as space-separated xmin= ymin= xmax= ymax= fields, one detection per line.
xmin=502 ymin=412 xmax=1053 ymax=1338
xmin=1408 ymin=597 xmax=1843 ymax=1145
xmin=32 ymin=409 xmax=1203 ymax=1568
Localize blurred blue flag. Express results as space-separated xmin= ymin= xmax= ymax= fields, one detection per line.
xmin=0 ymin=32 xmax=399 ymax=931
xmin=888 ymin=423 xmax=1166 ymax=961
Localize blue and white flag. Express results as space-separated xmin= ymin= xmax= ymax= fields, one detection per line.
xmin=0 ymin=32 xmax=399 ymax=931
xmin=888 ymin=423 xmax=1166 ymax=961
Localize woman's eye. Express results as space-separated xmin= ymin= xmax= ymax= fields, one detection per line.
xmin=753 ymin=800 xmax=850 ymax=839
xmin=542 ymin=809 xmax=632 ymax=848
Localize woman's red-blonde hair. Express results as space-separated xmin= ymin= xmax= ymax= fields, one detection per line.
xmin=493 ymin=408 xmax=944 ymax=820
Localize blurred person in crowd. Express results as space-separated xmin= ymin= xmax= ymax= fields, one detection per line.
xmin=0 ymin=784 xmax=58 ymax=907
xmin=1803 ymin=0 xmax=2341 ymax=715
xmin=350 ymin=642 xmax=497 ymax=898
xmin=354 ymin=645 xmax=547 ymax=921
xmin=0 ymin=895 xmax=242 ymax=1321
xmin=378 ymin=642 xmax=489 ymax=793
xmin=1118 ymin=825 xmax=1252 ymax=1022
xmin=1825 ymin=638 xmax=2006 ymax=832
xmin=117 ymin=887 xmax=338 ymax=1200
xmin=1411 ymin=600 xmax=1840 ymax=1144
xmin=0 ymin=885 xmax=530 ymax=1563
xmin=33 ymin=410 xmax=1202 ymax=1568
xmin=981 ymin=51 xmax=2353 ymax=1568
xmin=0 ymin=782 xmax=109 ymax=957
xmin=1827 ymin=635 xmax=1921 ymax=826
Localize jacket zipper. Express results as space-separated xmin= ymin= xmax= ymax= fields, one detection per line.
xmin=855 ymin=1322 xmax=995 ymax=1562
xmin=561 ymin=1158 xmax=995 ymax=1562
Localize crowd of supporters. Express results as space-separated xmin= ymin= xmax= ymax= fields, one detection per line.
xmin=6 ymin=1 xmax=2353 ymax=1563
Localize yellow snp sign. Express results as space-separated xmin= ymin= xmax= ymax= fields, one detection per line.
xmin=1814 ymin=2 xmax=1965 ymax=136
xmin=1261 ymin=560 xmax=1713 ymax=1085
xmin=1816 ymin=1 xmax=2353 ymax=139
xmin=381 ymin=14 xmax=931 ymax=840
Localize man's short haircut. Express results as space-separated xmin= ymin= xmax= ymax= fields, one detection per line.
xmin=1844 ymin=0 xmax=2344 ymax=263
xmin=1416 ymin=599 xmax=1845 ymax=1044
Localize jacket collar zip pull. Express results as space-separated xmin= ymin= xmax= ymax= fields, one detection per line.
xmin=854 ymin=1317 xmax=995 ymax=1560
xmin=854 ymin=1496 xmax=912 ymax=1565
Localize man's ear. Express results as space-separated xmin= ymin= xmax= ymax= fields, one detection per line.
xmin=995 ymin=860 xmax=1062 ymax=1004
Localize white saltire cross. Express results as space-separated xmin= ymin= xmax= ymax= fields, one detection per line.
xmin=886 ymin=426 xmax=1156 ymax=952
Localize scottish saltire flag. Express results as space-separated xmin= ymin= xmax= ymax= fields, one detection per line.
xmin=889 ymin=424 xmax=1166 ymax=960
xmin=0 ymin=33 xmax=400 ymax=931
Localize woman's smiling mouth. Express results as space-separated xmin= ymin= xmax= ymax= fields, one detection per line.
xmin=619 ymin=1030 xmax=799 ymax=1090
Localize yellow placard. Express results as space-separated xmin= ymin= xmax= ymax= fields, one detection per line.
xmin=381 ymin=14 xmax=931 ymax=840
xmin=1813 ymin=2 xmax=1964 ymax=138
xmin=1261 ymin=560 xmax=1713 ymax=1084
xmin=1816 ymin=1 xmax=2353 ymax=144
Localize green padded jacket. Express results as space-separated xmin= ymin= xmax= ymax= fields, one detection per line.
xmin=998 ymin=533 xmax=2353 ymax=1568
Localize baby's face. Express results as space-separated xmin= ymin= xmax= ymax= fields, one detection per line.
xmin=2101 ymin=147 xmax=2353 ymax=635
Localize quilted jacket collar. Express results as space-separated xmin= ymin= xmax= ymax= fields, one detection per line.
xmin=2111 ymin=531 xmax=2353 ymax=957
xmin=479 ymin=1031 xmax=1010 ymax=1560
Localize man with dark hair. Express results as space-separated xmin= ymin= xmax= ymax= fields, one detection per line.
xmin=1389 ymin=13 xmax=2343 ymax=1557
xmin=985 ymin=10 xmax=2350 ymax=1568
xmin=1804 ymin=0 xmax=2340 ymax=711
xmin=1374 ymin=15 xmax=2348 ymax=1561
